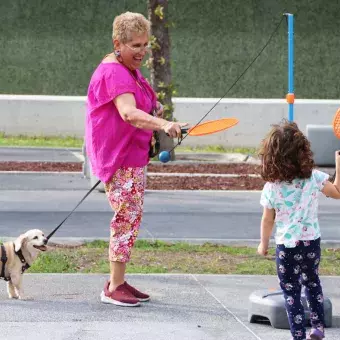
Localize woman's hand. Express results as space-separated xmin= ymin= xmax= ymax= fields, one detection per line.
xmin=162 ymin=121 xmax=188 ymax=138
xmin=155 ymin=101 xmax=164 ymax=118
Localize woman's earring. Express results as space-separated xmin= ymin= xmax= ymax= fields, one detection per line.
xmin=114 ymin=50 xmax=121 ymax=57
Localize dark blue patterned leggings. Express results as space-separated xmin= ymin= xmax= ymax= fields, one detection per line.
xmin=276 ymin=238 xmax=325 ymax=340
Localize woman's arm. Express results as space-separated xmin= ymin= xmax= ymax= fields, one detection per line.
xmin=114 ymin=93 xmax=187 ymax=138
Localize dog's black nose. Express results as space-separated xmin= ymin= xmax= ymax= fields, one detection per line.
xmin=43 ymin=238 xmax=48 ymax=245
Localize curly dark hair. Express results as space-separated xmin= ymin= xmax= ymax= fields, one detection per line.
xmin=258 ymin=119 xmax=315 ymax=183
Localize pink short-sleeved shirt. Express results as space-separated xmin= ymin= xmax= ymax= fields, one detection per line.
xmin=85 ymin=62 xmax=157 ymax=183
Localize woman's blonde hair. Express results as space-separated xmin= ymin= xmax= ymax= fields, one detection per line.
xmin=112 ymin=12 xmax=151 ymax=43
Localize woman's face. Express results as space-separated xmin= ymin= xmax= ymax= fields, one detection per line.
xmin=115 ymin=32 xmax=150 ymax=71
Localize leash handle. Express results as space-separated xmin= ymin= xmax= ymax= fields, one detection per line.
xmin=46 ymin=180 xmax=101 ymax=241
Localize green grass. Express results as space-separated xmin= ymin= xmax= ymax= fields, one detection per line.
xmin=86 ymin=239 xmax=267 ymax=254
xmin=28 ymin=240 xmax=340 ymax=276
xmin=176 ymin=145 xmax=257 ymax=155
xmin=29 ymin=251 xmax=78 ymax=273
xmin=235 ymin=258 xmax=277 ymax=275
xmin=0 ymin=133 xmax=83 ymax=148
xmin=0 ymin=133 xmax=256 ymax=154
xmin=2 ymin=1 xmax=340 ymax=99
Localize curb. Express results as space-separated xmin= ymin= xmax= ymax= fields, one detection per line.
xmin=2 ymin=236 xmax=340 ymax=249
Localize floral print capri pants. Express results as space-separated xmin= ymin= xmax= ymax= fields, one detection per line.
xmin=276 ymin=238 xmax=325 ymax=340
xmin=104 ymin=167 xmax=145 ymax=263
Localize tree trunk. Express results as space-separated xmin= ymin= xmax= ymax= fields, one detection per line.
xmin=147 ymin=0 xmax=175 ymax=160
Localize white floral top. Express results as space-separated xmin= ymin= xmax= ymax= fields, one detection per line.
xmin=260 ymin=169 xmax=329 ymax=248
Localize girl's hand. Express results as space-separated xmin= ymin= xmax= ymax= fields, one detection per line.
xmin=336 ymin=150 xmax=340 ymax=169
xmin=257 ymin=242 xmax=269 ymax=256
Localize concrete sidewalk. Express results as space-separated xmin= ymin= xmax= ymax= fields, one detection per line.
xmin=0 ymin=274 xmax=339 ymax=340
xmin=0 ymin=146 xmax=84 ymax=162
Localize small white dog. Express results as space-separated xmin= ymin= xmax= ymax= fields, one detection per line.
xmin=0 ymin=229 xmax=47 ymax=299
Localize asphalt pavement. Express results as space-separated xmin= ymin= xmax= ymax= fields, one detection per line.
xmin=0 ymin=173 xmax=340 ymax=246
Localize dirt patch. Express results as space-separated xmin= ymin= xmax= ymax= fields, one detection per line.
xmin=1 ymin=161 xmax=333 ymax=191
xmin=0 ymin=161 xmax=264 ymax=190
xmin=147 ymin=175 xmax=265 ymax=190
xmin=0 ymin=161 xmax=82 ymax=172
xmin=0 ymin=162 xmax=333 ymax=177
xmin=0 ymin=161 xmax=260 ymax=174
xmin=147 ymin=163 xmax=261 ymax=175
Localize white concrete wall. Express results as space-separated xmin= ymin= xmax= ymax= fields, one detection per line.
xmin=0 ymin=95 xmax=339 ymax=148
xmin=0 ymin=95 xmax=86 ymax=138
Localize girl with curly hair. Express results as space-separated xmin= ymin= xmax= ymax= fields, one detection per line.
xmin=257 ymin=119 xmax=340 ymax=340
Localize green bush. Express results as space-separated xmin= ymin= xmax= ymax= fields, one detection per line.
xmin=1 ymin=0 xmax=339 ymax=98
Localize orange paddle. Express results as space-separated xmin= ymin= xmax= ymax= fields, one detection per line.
xmin=332 ymin=108 xmax=340 ymax=139
xmin=329 ymin=108 xmax=340 ymax=183
xmin=181 ymin=118 xmax=239 ymax=136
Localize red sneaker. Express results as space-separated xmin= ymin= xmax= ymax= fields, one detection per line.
xmin=100 ymin=281 xmax=140 ymax=307
xmin=124 ymin=281 xmax=150 ymax=302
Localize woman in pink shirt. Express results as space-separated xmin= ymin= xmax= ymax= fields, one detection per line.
xmin=85 ymin=12 xmax=187 ymax=307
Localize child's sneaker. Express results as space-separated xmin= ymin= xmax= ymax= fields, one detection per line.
xmin=306 ymin=328 xmax=325 ymax=340
xmin=100 ymin=280 xmax=140 ymax=307
xmin=124 ymin=281 xmax=150 ymax=302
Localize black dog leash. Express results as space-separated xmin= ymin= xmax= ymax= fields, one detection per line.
xmin=46 ymin=180 xmax=101 ymax=241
